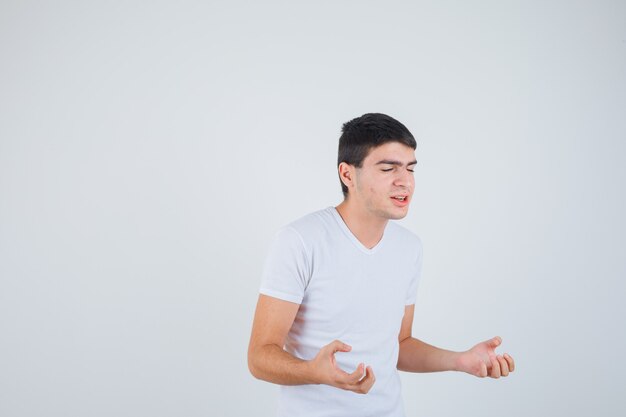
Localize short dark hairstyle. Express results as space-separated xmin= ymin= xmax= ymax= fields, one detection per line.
xmin=337 ymin=113 xmax=417 ymax=199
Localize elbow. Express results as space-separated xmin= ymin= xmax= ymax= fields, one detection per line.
xmin=247 ymin=351 xmax=257 ymax=378
xmin=248 ymin=361 xmax=261 ymax=380
xmin=247 ymin=346 xmax=262 ymax=380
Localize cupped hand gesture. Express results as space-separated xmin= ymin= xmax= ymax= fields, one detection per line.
xmin=309 ymin=340 xmax=376 ymax=394
xmin=455 ymin=336 xmax=515 ymax=378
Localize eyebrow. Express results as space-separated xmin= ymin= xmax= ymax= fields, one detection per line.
xmin=374 ymin=159 xmax=418 ymax=167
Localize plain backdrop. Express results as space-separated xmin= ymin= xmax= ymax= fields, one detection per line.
xmin=1 ymin=1 xmax=625 ymax=416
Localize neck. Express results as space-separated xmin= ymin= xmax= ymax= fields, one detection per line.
xmin=334 ymin=198 xmax=388 ymax=249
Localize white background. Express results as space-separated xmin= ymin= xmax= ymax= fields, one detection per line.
xmin=1 ymin=1 xmax=625 ymax=416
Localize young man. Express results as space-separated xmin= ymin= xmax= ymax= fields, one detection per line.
xmin=248 ymin=113 xmax=515 ymax=417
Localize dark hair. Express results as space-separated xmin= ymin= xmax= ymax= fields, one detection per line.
xmin=337 ymin=113 xmax=417 ymax=199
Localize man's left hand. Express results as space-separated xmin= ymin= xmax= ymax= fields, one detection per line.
xmin=454 ymin=336 xmax=515 ymax=378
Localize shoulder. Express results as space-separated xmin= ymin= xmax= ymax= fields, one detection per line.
xmin=280 ymin=206 xmax=336 ymax=243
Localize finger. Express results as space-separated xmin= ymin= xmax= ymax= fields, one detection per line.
xmin=497 ymin=355 xmax=509 ymax=376
xmin=358 ymin=366 xmax=376 ymax=393
xmin=489 ymin=354 xmax=501 ymax=378
xmin=328 ymin=339 xmax=352 ymax=354
xmin=336 ymin=362 xmax=364 ymax=385
xmin=486 ymin=336 xmax=502 ymax=349
xmin=504 ymin=353 xmax=515 ymax=372
xmin=478 ymin=361 xmax=487 ymax=378
xmin=351 ymin=365 xmax=375 ymax=394
xmin=349 ymin=363 xmax=365 ymax=382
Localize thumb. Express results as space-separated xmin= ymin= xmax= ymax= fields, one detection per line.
xmin=486 ymin=336 xmax=502 ymax=348
xmin=327 ymin=339 xmax=352 ymax=354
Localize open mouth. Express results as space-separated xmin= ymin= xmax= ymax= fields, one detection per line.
xmin=390 ymin=195 xmax=409 ymax=205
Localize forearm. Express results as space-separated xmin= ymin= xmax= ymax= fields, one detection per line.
xmin=248 ymin=343 xmax=318 ymax=386
xmin=397 ymin=337 xmax=460 ymax=373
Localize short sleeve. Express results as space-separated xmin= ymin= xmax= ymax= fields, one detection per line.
xmin=259 ymin=226 xmax=311 ymax=304
xmin=405 ymin=237 xmax=423 ymax=305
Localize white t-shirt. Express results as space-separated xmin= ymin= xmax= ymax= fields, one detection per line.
xmin=259 ymin=206 xmax=423 ymax=417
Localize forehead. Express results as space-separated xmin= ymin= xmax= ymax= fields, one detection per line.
xmin=363 ymin=142 xmax=416 ymax=164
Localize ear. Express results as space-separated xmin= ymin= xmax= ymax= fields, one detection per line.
xmin=338 ymin=162 xmax=355 ymax=191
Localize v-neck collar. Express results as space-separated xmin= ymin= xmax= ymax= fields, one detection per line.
xmin=329 ymin=206 xmax=387 ymax=255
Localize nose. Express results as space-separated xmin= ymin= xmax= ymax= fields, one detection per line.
xmin=393 ymin=169 xmax=414 ymax=190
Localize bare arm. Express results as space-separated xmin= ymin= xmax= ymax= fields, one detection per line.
xmin=247 ymin=294 xmax=317 ymax=385
xmin=248 ymin=294 xmax=376 ymax=393
xmin=396 ymin=304 xmax=460 ymax=372
xmin=396 ymin=305 xmax=516 ymax=378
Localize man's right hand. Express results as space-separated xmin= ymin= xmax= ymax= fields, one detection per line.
xmin=308 ymin=340 xmax=376 ymax=394
xmin=248 ymin=296 xmax=375 ymax=391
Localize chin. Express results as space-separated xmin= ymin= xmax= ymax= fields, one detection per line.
xmin=381 ymin=208 xmax=409 ymax=220
xmin=388 ymin=212 xmax=408 ymax=220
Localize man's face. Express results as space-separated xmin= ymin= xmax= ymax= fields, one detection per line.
xmin=351 ymin=141 xmax=416 ymax=220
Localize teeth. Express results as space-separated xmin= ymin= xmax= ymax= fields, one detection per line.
xmin=394 ymin=196 xmax=406 ymax=201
